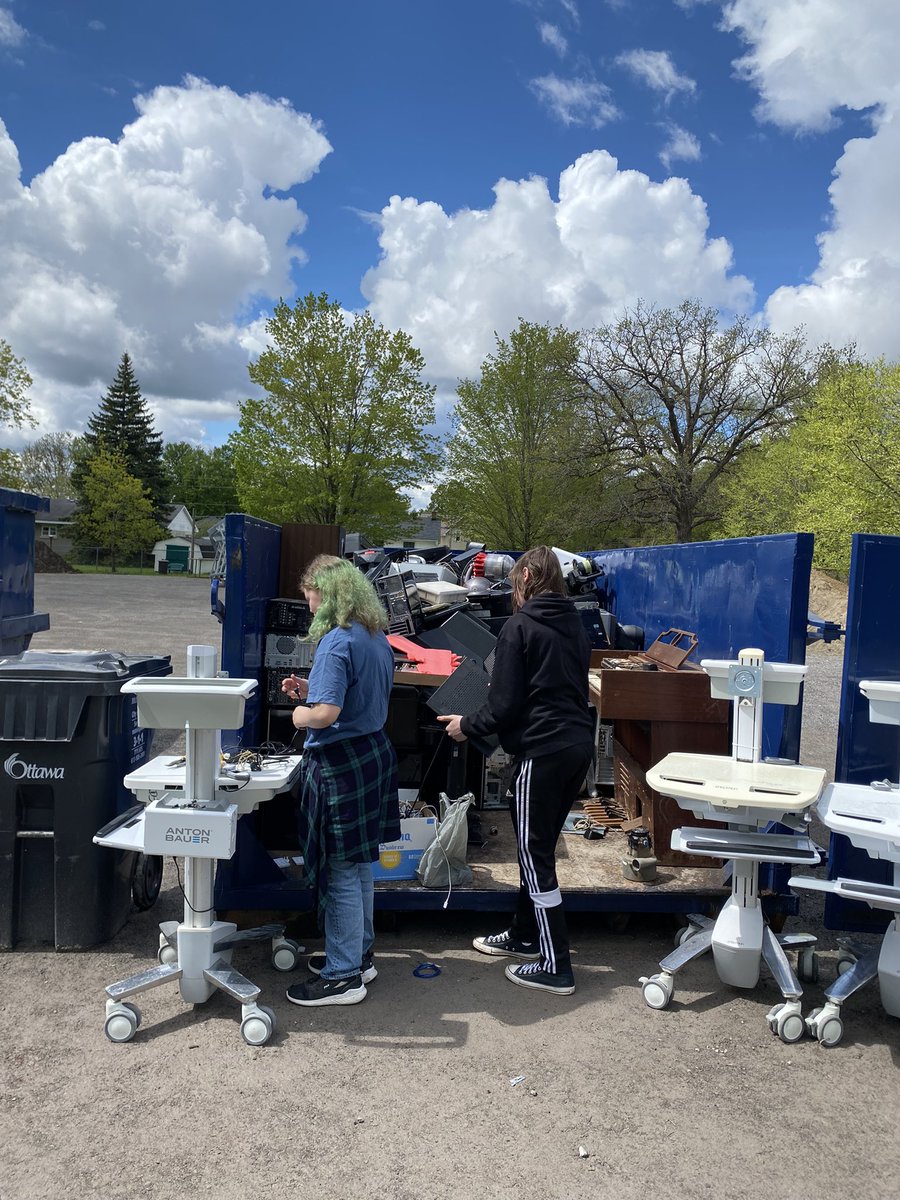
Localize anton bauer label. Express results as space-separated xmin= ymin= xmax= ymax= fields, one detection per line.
xmin=165 ymin=826 xmax=211 ymax=845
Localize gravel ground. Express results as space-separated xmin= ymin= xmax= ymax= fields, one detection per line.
xmin=0 ymin=574 xmax=896 ymax=1200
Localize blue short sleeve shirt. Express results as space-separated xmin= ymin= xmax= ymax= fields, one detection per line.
xmin=304 ymin=622 xmax=394 ymax=748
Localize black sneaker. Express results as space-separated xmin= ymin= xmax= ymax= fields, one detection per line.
xmin=286 ymin=974 xmax=367 ymax=1006
xmin=472 ymin=930 xmax=541 ymax=960
xmin=504 ymin=962 xmax=575 ymax=995
xmin=307 ymin=952 xmax=377 ymax=984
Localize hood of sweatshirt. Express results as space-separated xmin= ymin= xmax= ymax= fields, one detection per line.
xmin=518 ymin=592 xmax=583 ymax=632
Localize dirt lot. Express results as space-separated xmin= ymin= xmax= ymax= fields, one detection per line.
xmin=1 ymin=573 xmax=897 ymax=1200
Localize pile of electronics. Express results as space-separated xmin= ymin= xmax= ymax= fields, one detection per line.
xmin=343 ymin=535 xmax=644 ymax=653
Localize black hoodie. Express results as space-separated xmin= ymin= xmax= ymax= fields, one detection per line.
xmin=460 ymin=592 xmax=594 ymax=759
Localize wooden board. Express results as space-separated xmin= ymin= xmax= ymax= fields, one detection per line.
xmin=278 ymin=523 xmax=342 ymax=598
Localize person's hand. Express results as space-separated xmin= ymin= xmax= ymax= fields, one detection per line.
xmin=281 ymin=674 xmax=308 ymax=702
xmin=438 ymin=714 xmax=467 ymax=742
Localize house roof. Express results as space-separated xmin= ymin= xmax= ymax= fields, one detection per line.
xmin=397 ymin=516 xmax=443 ymax=540
xmin=45 ymin=498 xmax=77 ymax=520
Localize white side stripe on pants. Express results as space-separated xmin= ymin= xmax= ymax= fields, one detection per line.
xmin=515 ymin=757 xmax=560 ymax=972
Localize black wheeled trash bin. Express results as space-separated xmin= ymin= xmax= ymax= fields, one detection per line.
xmin=0 ymin=649 xmax=172 ymax=950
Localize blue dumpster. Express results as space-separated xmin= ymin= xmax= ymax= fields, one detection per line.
xmin=0 ymin=486 xmax=50 ymax=654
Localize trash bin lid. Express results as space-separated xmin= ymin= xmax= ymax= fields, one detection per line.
xmin=0 ymin=649 xmax=172 ymax=681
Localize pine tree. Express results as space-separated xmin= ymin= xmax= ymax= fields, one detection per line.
xmin=73 ymin=353 xmax=169 ymax=519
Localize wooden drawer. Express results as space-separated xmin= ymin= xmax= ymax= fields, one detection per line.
xmin=589 ymin=657 xmax=729 ymax=724
xmin=613 ymin=738 xmax=726 ymax=869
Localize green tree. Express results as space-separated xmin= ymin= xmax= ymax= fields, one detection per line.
xmin=576 ymin=300 xmax=819 ymax=542
xmin=73 ymin=353 xmax=168 ymax=519
xmin=230 ymin=293 xmax=438 ymax=543
xmin=18 ymin=432 xmax=81 ymax=499
xmin=73 ymin=448 xmax=162 ymax=572
xmin=432 ymin=320 xmax=587 ymax=548
xmin=719 ymin=358 xmax=900 ymax=573
xmin=0 ymin=339 xmax=37 ymax=488
xmin=162 ymin=441 xmax=239 ymax=516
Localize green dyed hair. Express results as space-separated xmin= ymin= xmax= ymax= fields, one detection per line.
xmin=302 ymin=554 xmax=388 ymax=642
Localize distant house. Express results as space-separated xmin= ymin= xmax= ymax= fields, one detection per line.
xmin=151 ymin=506 xmax=216 ymax=575
xmin=391 ymin=515 xmax=470 ymax=551
xmin=35 ymin=498 xmax=77 ymax=558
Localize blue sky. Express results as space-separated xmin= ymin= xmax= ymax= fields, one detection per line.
xmin=1 ymin=0 xmax=898 ymax=463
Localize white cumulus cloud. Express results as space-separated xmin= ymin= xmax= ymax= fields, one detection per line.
xmin=0 ymin=77 xmax=331 ymax=443
xmin=362 ymin=150 xmax=752 ymax=394
xmin=721 ymin=0 xmax=900 ymax=357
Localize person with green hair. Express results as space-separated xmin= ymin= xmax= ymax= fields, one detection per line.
xmin=281 ymin=554 xmax=400 ymax=1007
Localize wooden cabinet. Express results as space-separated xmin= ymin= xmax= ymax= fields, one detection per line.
xmin=588 ymin=650 xmax=730 ymax=867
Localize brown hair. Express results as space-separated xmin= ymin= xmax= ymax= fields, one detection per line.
xmin=508 ymin=545 xmax=565 ymax=611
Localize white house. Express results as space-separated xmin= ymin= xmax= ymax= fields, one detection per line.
xmin=151 ymin=505 xmax=215 ymax=575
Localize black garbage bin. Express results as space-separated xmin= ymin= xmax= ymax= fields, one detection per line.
xmin=0 ymin=649 xmax=172 ymax=950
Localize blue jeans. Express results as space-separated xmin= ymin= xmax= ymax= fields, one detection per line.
xmin=321 ymin=858 xmax=375 ymax=981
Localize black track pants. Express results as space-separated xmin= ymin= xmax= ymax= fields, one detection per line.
xmin=508 ymin=743 xmax=592 ymax=975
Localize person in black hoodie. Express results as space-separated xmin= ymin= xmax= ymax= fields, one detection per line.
xmin=439 ymin=545 xmax=594 ymax=994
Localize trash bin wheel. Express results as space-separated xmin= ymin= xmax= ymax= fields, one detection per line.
xmin=132 ymin=853 xmax=163 ymax=911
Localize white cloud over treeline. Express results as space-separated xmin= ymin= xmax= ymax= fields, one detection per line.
xmin=721 ymin=0 xmax=900 ymax=355
xmin=363 ymin=151 xmax=752 ymax=391
xmin=0 ymin=77 xmax=330 ymax=441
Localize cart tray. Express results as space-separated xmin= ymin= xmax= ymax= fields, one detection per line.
xmin=646 ymin=752 xmax=825 ymax=813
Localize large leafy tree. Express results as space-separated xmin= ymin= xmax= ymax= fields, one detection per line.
xmin=73 ymin=353 xmax=168 ymax=519
xmin=18 ymin=432 xmax=81 ymax=499
xmin=576 ymin=300 xmax=819 ymax=543
xmin=0 ymin=339 xmax=36 ymax=487
xmin=162 ymin=441 xmax=239 ymax=516
xmin=230 ymin=293 xmax=439 ymax=543
xmin=718 ymin=358 xmax=900 ymax=572
xmin=73 ymin=448 xmax=162 ymax=572
xmin=432 ymin=320 xmax=588 ymax=549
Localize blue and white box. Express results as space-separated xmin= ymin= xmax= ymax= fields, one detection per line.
xmin=372 ymin=816 xmax=438 ymax=881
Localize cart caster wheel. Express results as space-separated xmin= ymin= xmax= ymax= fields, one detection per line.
xmin=606 ymin=912 xmax=631 ymax=934
xmin=806 ymin=1005 xmax=844 ymax=1048
xmin=105 ymin=1004 xmax=139 ymax=1043
xmin=122 ymin=1002 xmax=142 ymax=1029
xmin=157 ymin=943 xmax=178 ymax=966
xmin=797 ymin=947 xmax=820 ymax=984
xmin=766 ymin=1003 xmax=805 ymax=1044
xmin=272 ymin=938 xmax=303 ymax=972
xmin=241 ymin=1006 xmax=274 ymax=1046
xmin=676 ymin=924 xmax=700 ymax=948
xmin=640 ymin=973 xmax=674 ymax=1010
xmin=835 ymin=952 xmax=856 ymax=977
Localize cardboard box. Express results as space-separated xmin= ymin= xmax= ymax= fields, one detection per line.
xmin=372 ymin=816 xmax=438 ymax=881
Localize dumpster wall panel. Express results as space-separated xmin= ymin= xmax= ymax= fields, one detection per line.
xmin=826 ymin=533 xmax=900 ymax=933
xmin=0 ymin=486 xmax=50 ymax=654
xmin=591 ymin=533 xmax=813 ymax=762
xmin=219 ymin=512 xmax=282 ymax=748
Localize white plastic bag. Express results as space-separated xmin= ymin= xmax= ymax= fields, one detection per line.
xmin=416 ymin=792 xmax=474 ymax=888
